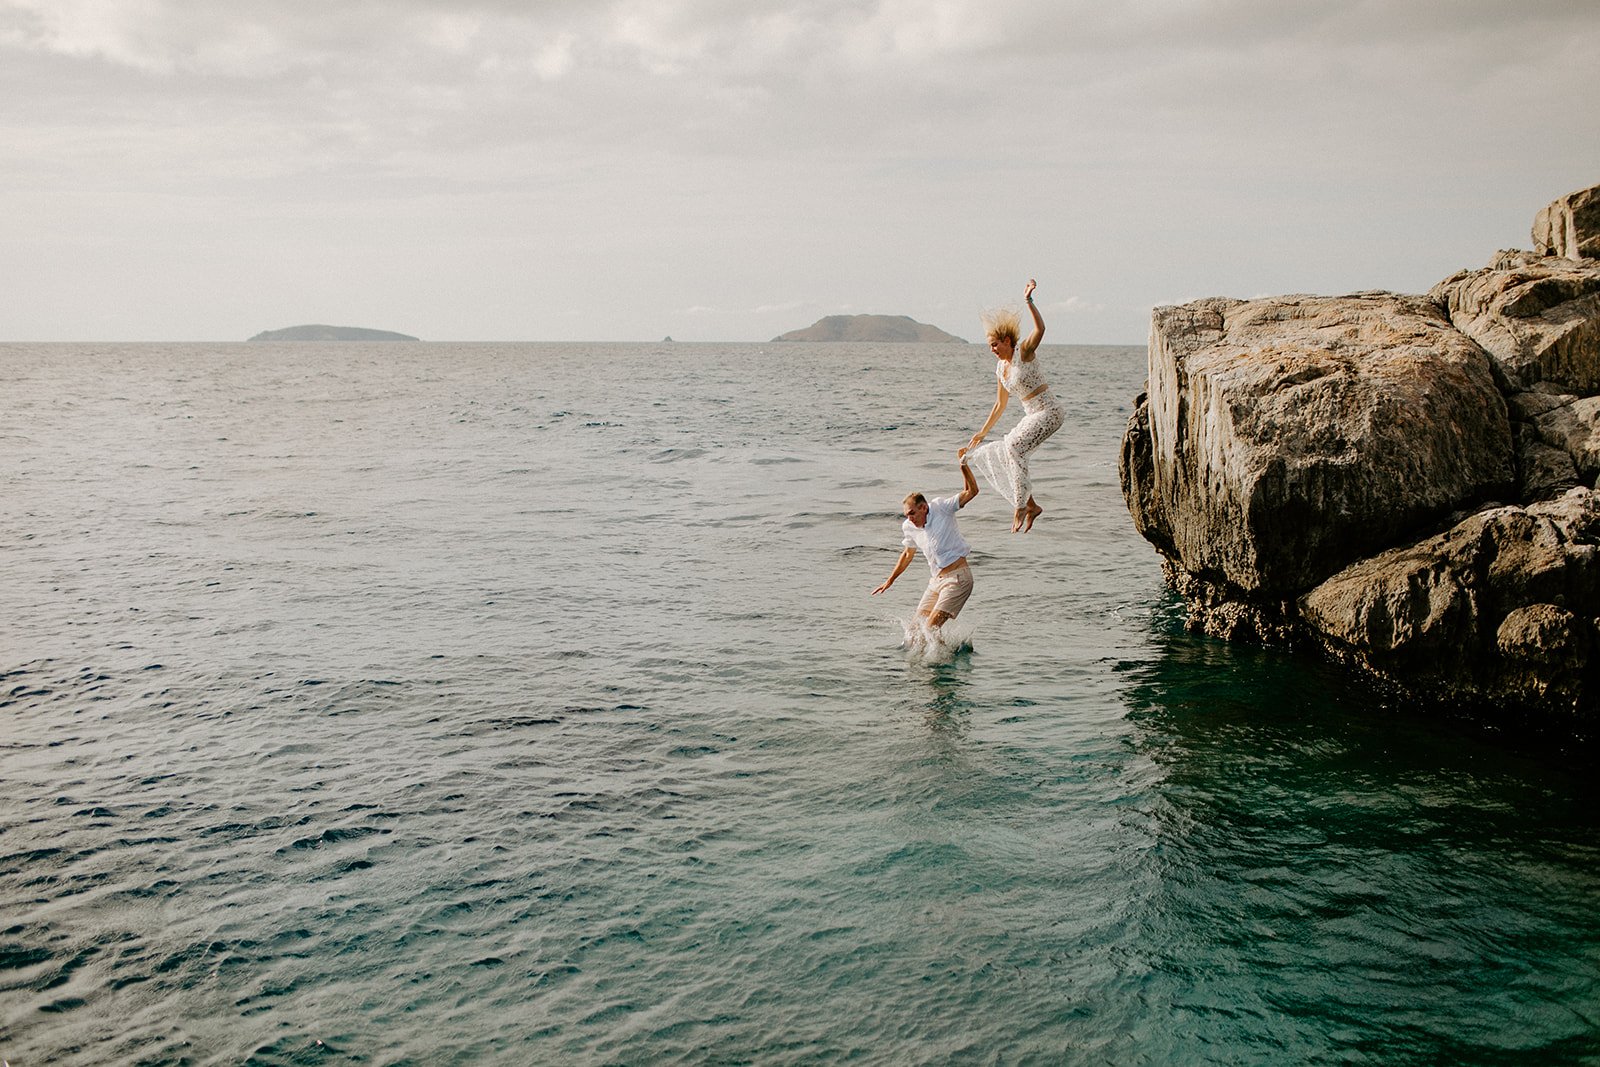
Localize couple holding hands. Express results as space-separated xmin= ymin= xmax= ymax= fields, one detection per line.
xmin=872 ymin=279 xmax=1067 ymax=636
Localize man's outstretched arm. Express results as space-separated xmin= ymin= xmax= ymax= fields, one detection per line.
xmin=957 ymin=460 xmax=979 ymax=508
xmin=872 ymin=547 xmax=917 ymax=596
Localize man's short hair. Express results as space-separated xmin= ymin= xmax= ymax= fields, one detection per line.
xmin=902 ymin=492 xmax=926 ymax=512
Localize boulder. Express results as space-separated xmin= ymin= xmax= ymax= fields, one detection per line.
xmin=1531 ymin=395 xmax=1600 ymax=481
xmin=1429 ymin=251 xmax=1600 ymax=393
xmin=1514 ymin=423 xmax=1581 ymax=503
xmin=1507 ymin=385 xmax=1578 ymax=421
xmin=1533 ymin=183 xmax=1600 ymax=261
xmin=1123 ymin=291 xmax=1512 ymax=603
xmin=1494 ymin=604 xmax=1597 ymax=711
xmin=1298 ymin=488 xmax=1600 ymax=720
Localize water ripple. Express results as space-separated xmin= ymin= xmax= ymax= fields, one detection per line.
xmin=0 ymin=343 xmax=1595 ymax=1064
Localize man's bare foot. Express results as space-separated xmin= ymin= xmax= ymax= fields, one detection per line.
xmin=1023 ymin=500 xmax=1043 ymax=532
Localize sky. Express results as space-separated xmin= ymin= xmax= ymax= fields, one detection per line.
xmin=3 ymin=0 xmax=1598 ymax=344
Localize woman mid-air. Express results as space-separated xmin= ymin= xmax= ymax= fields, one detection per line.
xmin=959 ymin=279 xmax=1065 ymax=533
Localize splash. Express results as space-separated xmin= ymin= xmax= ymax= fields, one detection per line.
xmin=897 ymin=617 xmax=974 ymax=666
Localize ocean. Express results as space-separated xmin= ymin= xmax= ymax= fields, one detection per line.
xmin=2 ymin=341 xmax=1596 ymax=1065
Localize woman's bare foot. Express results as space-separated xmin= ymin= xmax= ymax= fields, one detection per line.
xmin=1023 ymin=500 xmax=1043 ymax=532
xmin=1012 ymin=507 xmax=1026 ymax=533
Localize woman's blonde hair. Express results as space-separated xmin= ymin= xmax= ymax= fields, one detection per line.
xmin=982 ymin=305 xmax=1020 ymax=346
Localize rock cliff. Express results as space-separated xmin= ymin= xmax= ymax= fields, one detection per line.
xmin=1120 ymin=183 xmax=1600 ymax=736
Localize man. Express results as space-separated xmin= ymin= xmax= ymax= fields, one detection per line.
xmin=871 ymin=458 xmax=979 ymax=632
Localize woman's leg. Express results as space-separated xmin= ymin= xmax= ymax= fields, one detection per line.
xmin=1003 ymin=416 xmax=1044 ymax=529
xmin=1004 ymin=406 xmax=1063 ymax=532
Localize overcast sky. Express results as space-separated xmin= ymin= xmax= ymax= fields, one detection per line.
xmin=3 ymin=0 xmax=1597 ymax=343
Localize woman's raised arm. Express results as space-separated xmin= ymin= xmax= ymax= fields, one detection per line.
xmin=1020 ymin=278 xmax=1045 ymax=358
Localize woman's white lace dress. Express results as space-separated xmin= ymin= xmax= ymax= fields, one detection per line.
xmin=967 ymin=354 xmax=1065 ymax=507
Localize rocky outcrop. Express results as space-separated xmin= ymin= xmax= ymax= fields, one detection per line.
xmin=1128 ymin=292 xmax=1511 ymax=600
xmin=1534 ymin=184 xmax=1600 ymax=261
xmin=1534 ymin=396 xmax=1600 ymax=482
xmin=1299 ymin=489 xmax=1599 ymax=722
xmin=1430 ymin=251 xmax=1600 ymax=393
xmin=1120 ymin=183 xmax=1600 ymax=733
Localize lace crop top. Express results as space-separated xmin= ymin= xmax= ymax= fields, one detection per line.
xmin=997 ymin=354 xmax=1050 ymax=398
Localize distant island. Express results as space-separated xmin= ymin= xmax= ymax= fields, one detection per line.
xmin=248 ymin=324 xmax=420 ymax=342
xmin=772 ymin=315 xmax=966 ymax=343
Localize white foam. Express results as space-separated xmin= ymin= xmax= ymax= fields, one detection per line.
xmin=895 ymin=617 xmax=974 ymax=666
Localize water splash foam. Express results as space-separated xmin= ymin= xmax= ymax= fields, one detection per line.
xmin=896 ymin=617 xmax=974 ymax=666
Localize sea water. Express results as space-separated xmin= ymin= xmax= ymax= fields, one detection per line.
xmin=1 ymin=342 xmax=1595 ymax=1065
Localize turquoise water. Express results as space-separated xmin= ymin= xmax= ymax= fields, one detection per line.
xmin=1 ymin=342 xmax=1596 ymax=1064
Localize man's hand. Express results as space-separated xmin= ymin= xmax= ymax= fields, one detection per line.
xmin=873 ymin=546 xmax=916 ymax=595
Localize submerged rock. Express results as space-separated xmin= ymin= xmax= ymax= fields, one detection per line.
xmin=1120 ymin=182 xmax=1600 ymax=734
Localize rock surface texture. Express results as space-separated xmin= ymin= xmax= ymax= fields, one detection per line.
xmin=1120 ymin=183 xmax=1600 ymax=734
xmin=1534 ymin=184 xmax=1600 ymax=261
xmin=1431 ymin=251 xmax=1600 ymax=394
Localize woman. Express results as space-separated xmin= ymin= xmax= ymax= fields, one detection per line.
xmin=959 ymin=279 xmax=1064 ymax=533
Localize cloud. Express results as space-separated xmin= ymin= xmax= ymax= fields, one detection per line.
xmin=1046 ymin=295 xmax=1103 ymax=317
xmin=11 ymin=0 xmax=1589 ymax=174
xmin=0 ymin=0 xmax=1596 ymax=340
xmin=7 ymin=0 xmax=1597 ymax=85
xmin=685 ymin=299 xmax=815 ymax=318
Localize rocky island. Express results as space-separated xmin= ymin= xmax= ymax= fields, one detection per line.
xmin=773 ymin=314 xmax=966 ymax=343
xmin=248 ymin=324 xmax=420 ymax=341
xmin=1120 ymin=183 xmax=1600 ymax=739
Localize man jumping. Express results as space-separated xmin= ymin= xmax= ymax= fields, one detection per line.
xmin=871 ymin=458 xmax=980 ymax=633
